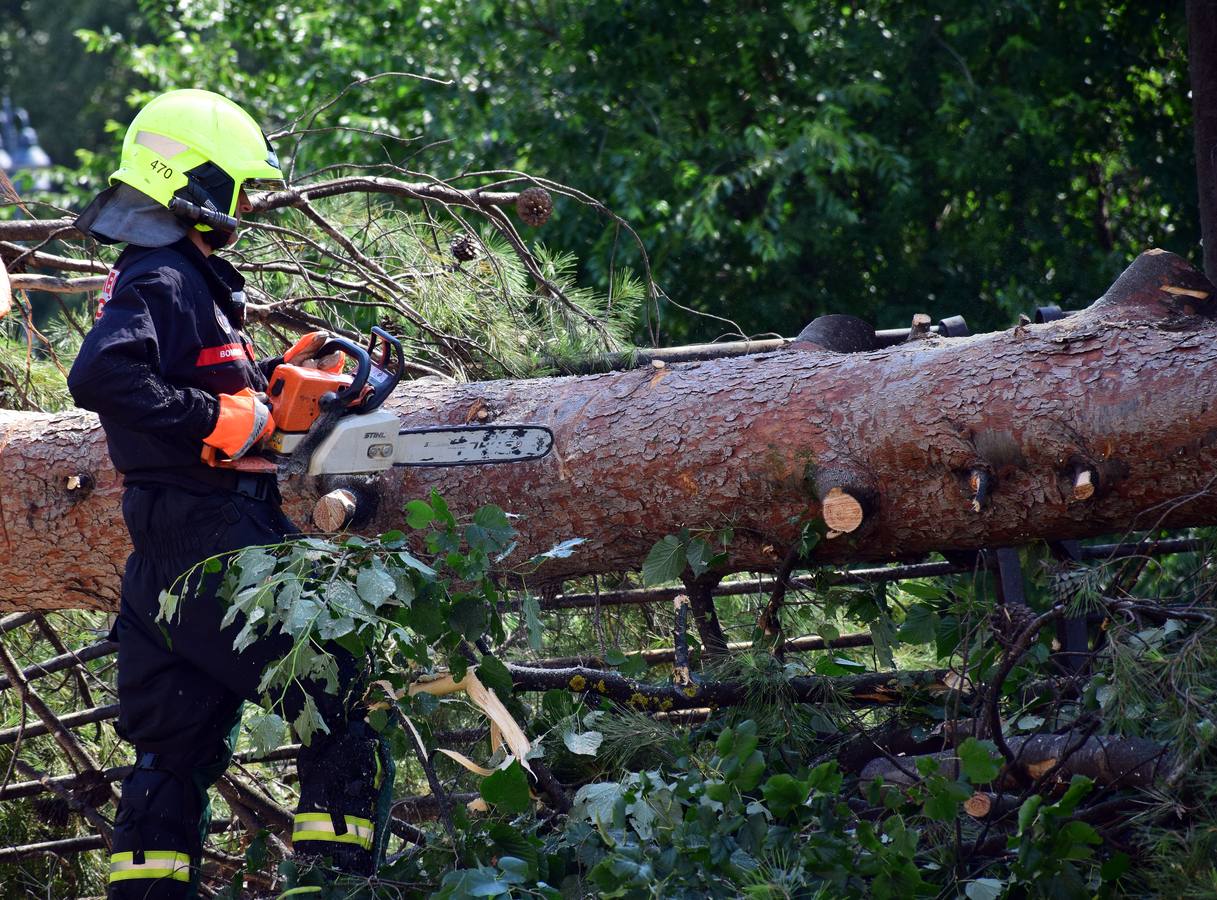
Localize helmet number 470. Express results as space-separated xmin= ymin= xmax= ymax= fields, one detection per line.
xmin=149 ymin=159 xmax=174 ymax=179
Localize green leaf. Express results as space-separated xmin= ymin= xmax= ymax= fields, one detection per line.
xmin=604 ymin=648 xmax=627 ymax=666
xmin=245 ymin=712 xmax=286 ymax=757
xmin=965 ymin=878 xmax=1005 ymax=900
xmin=356 ymin=561 xmax=396 ymax=607
xmin=480 ymin=760 xmax=531 ymax=814
xmin=642 ymin=535 xmax=686 ymax=586
xmin=394 ymin=550 xmax=437 ymax=577
xmin=325 ymin=581 xmax=375 ymax=623
xmin=922 ymin=776 xmax=970 ymax=822
xmin=900 ymin=581 xmax=946 ymax=602
xmin=814 ymin=656 xmax=867 ymax=675
xmin=496 ymin=856 xmax=531 ymax=884
xmin=157 ymin=589 xmax=180 ymax=623
xmin=562 ymin=729 xmax=604 ymax=756
xmin=685 ymin=537 xmax=712 ymax=576
xmin=405 ymin=499 xmax=434 ymax=529
xmin=897 ymin=603 xmax=939 ymax=644
xmin=734 ymin=750 xmax=766 ymax=791
xmin=407 ymin=599 xmax=445 ymax=641
xmin=957 ymin=737 xmax=1002 ymax=784
xmin=868 ymin=613 xmax=897 ymax=669
xmin=1053 ymin=775 xmax=1095 ymax=815
xmin=762 ymin=773 xmax=809 ymax=818
xmin=477 ymin=654 xmax=513 ymax=698
xmin=293 ymin=693 xmax=331 ymax=747
xmin=1017 ymin=795 xmax=1044 ymax=834
xmin=282 ymin=597 xmax=321 ymax=638
xmin=619 ymin=654 xmax=648 ymax=678
xmin=449 ymin=597 xmax=488 ymax=640
xmin=430 ymin=490 xmax=455 ymax=527
xmin=1101 ymin=851 xmax=1131 ymax=882
xmin=521 ymin=593 xmax=543 ymax=651
xmin=316 ymin=612 xmax=355 ymax=641
xmin=572 ymin=781 xmax=627 ymax=825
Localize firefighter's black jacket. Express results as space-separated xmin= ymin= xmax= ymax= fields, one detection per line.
xmin=68 ymin=237 xmax=278 ymax=482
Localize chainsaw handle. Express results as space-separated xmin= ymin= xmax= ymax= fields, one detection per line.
xmin=360 ymin=326 xmax=404 ymax=413
xmin=315 ymin=336 xmax=371 ymax=411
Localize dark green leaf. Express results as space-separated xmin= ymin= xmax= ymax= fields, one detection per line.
xmin=897 ymin=603 xmax=939 ymax=644
xmin=477 ymin=653 xmax=513 ymax=698
xmin=642 ymin=535 xmax=686 ymax=586
xmin=481 ymin=760 xmax=531 ymax=814
xmin=405 ymin=500 xmax=434 ymax=529
xmin=449 ymin=597 xmax=488 ymax=640
xmin=958 ymin=738 xmax=1002 ymax=784
xmin=762 ymin=773 xmax=809 ymax=818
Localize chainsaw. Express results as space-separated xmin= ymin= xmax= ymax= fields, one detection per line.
xmin=202 ymin=326 xmax=553 ymax=477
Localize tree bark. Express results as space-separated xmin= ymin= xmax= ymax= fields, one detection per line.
xmin=2 ymin=250 xmax=1217 ymax=610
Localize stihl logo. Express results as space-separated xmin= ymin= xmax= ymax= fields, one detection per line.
xmin=196 ymin=343 xmax=248 ymax=367
xmin=363 ymin=431 xmax=387 ymax=439
xmin=96 ymin=268 xmax=119 ymax=320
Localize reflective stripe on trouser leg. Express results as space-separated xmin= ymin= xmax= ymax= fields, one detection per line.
xmin=292 ymin=813 xmax=374 ymax=850
xmin=109 ymin=850 xmax=191 ymax=883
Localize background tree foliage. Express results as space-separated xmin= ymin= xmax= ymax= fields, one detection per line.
xmin=6 ymin=0 xmax=1196 ymax=341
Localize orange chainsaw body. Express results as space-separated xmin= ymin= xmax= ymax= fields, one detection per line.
xmin=265 ymin=363 xmax=354 ymax=434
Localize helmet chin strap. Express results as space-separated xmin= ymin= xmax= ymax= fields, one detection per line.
xmin=168 ymin=183 xmax=238 ymax=251
xmin=198 ymin=223 xmax=237 ymax=251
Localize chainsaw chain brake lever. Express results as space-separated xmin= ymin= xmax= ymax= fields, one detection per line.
xmin=361 ymin=326 xmax=404 ymax=413
xmin=313 ymin=336 xmax=372 ymax=413
xmin=314 ymin=327 xmax=404 ymax=415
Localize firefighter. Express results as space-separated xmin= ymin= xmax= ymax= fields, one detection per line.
xmin=67 ymin=89 xmax=392 ymax=898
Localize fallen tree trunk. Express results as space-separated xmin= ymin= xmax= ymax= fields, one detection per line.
xmin=2 ymin=249 xmax=1217 ymax=610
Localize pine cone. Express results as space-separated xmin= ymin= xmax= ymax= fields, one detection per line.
xmin=74 ymin=770 xmax=112 ymax=809
xmin=515 ymin=186 xmax=553 ymax=226
xmin=990 ymin=603 xmax=1037 ymax=651
xmin=449 ymin=233 xmax=479 ymax=262
xmin=31 ymin=796 xmax=72 ymax=828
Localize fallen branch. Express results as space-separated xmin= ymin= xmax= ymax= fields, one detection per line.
xmin=860 ymin=732 xmax=1173 ymax=790
xmin=505 ymin=663 xmax=968 ymax=712
xmin=523 ymin=630 xmax=874 ymax=669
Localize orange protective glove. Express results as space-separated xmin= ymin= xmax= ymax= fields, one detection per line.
xmin=283 ymin=330 xmax=344 ymax=373
xmin=203 ymin=388 xmax=275 ymax=459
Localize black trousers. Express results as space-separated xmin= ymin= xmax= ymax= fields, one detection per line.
xmin=108 ymin=480 xmax=387 ymax=898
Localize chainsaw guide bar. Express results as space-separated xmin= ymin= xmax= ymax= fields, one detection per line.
xmin=393 ymin=425 xmax=554 ymax=467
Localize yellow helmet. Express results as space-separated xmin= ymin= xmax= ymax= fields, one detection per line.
xmin=110 ymin=89 xmax=284 ymax=231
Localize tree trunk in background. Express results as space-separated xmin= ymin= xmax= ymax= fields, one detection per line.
xmin=1189 ymin=0 xmax=1217 ymax=280
xmin=1 ymin=250 xmax=1216 ymax=611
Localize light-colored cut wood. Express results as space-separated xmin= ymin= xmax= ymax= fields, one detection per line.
xmin=821 ymin=487 xmax=864 ymax=534
xmin=312 ymin=489 xmax=357 ymax=532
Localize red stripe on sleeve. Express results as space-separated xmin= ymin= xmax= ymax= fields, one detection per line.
xmin=196 ymin=343 xmax=248 ymax=367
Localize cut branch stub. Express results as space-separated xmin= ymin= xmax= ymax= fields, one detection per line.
xmin=820 ymin=487 xmax=867 ymax=536
xmin=1071 ymin=464 xmax=1097 ymax=502
xmin=968 ymin=468 xmax=994 ymax=512
xmin=312 ymin=489 xmax=357 ymax=532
